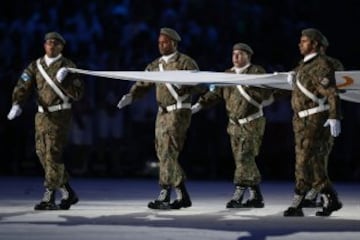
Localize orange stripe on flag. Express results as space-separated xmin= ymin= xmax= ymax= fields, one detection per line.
xmin=337 ymin=76 xmax=354 ymax=88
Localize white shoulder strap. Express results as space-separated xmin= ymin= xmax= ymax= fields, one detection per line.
xmin=36 ymin=59 xmax=68 ymax=102
xmin=296 ymin=79 xmax=326 ymax=104
xmin=236 ymin=85 xmax=262 ymax=108
xmin=159 ymin=62 xmax=189 ymax=102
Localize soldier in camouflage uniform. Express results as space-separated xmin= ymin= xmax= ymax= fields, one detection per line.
xmin=117 ymin=27 xmax=206 ymax=210
xmin=192 ymin=43 xmax=274 ymax=208
xmin=7 ymin=32 xmax=84 ymax=210
xmin=300 ymin=32 xmax=345 ymax=208
xmin=284 ymin=28 xmax=342 ymax=217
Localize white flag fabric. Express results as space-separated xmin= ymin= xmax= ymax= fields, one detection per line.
xmin=68 ymin=67 xmax=360 ymax=103
xmin=67 ymin=67 xmax=287 ymax=86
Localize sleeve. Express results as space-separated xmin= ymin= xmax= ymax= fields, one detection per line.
xmin=315 ymin=60 xmax=342 ymax=119
xmin=11 ymin=62 xmax=36 ymax=106
xmin=197 ymin=87 xmax=223 ymax=108
xmin=59 ymin=60 xmax=84 ymax=101
xmin=129 ymin=80 xmax=155 ymax=100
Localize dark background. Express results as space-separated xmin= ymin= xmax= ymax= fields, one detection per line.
xmin=1 ymin=0 xmax=359 ymax=182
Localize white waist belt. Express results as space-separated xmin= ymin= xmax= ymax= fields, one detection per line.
xmin=159 ymin=103 xmax=192 ymax=113
xmin=230 ymin=110 xmax=263 ymax=125
xmin=298 ymin=104 xmax=329 ymax=118
xmin=38 ymin=103 xmax=71 ymax=113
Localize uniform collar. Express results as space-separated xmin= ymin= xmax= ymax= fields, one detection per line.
xmin=303 ymin=52 xmax=318 ymax=63
xmin=161 ymin=51 xmax=177 ymax=63
xmin=44 ymin=54 xmax=62 ymax=66
xmin=231 ymin=63 xmax=250 ymax=74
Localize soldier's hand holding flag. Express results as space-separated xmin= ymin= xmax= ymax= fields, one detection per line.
xmin=56 ymin=67 xmax=69 ymax=83
xmin=117 ymin=94 xmax=133 ymax=109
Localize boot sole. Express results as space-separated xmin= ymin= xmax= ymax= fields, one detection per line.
xmin=316 ymin=202 xmax=342 ymax=216
xmin=59 ymin=197 xmax=79 ymax=210
xmin=148 ymin=201 xmax=171 ymax=210
xmin=34 ymin=204 xmax=59 ymax=210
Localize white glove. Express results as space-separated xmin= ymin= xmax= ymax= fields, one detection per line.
xmin=287 ymin=71 xmax=295 ymax=87
xmin=191 ymin=103 xmax=202 ymax=114
xmin=117 ymin=94 xmax=133 ymax=109
xmin=56 ymin=67 xmax=69 ymax=83
xmin=323 ymin=119 xmax=341 ymax=137
xmin=7 ymin=104 xmax=22 ymax=120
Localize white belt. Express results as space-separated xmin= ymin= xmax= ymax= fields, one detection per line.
xmin=159 ymin=103 xmax=192 ymax=113
xmin=298 ymin=104 xmax=329 ymax=118
xmin=230 ymin=110 xmax=263 ymax=125
xmin=38 ymin=103 xmax=71 ymax=113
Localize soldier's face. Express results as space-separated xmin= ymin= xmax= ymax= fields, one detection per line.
xmin=298 ymin=36 xmax=317 ymax=56
xmin=158 ymin=34 xmax=176 ymax=56
xmin=232 ymin=50 xmax=249 ymax=68
xmin=44 ymin=39 xmax=63 ymax=58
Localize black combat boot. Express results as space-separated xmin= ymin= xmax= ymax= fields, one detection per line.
xmin=302 ymin=188 xmax=320 ymax=208
xmin=316 ymin=187 xmax=342 ymax=216
xmin=283 ymin=192 xmax=305 ymax=217
xmin=58 ymin=183 xmax=79 ymax=210
xmin=34 ymin=188 xmax=59 ymax=210
xmin=148 ymin=185 xmax=171 ymax=210
xmin=171 ymin=182 xmax=192 ymax=209
xmin=243 ymin=185 xmax=264 ymax=208
xmin=226 ymin=185 xmax=246 ymax=208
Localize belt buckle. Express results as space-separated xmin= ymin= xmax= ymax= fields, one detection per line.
xmin=42 ymin=106 xmax=49 ymax=113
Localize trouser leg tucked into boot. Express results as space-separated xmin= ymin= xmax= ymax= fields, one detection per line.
xmin=243 ymin=185 xmax=264 ymax=208
xmin=170 ymin=182 xmax=192 ymax=209
xmin=226 ymin=185 xmax=246 ymax=208
xmin=34 ymin=188 xmax=59 ymax=210
xmin=148 ymin=185 xmax=171 ymax=210
xmin=59 ymin=183 xmax=79 ymax=210
xmin=302 ymin=188 xmax=321 ymax=208
xmin=316 ymin=187 xmax=342 ymax=216
xmin=284 ymin=192 xmax=304 ymax=217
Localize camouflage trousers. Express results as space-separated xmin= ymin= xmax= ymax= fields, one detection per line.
xmin=293 ymin=115 xmax=334 ymax=193
xmin=155 ymin=109 xmax=191 ymax=187
xmin=35 ymin=111 xmax=72 ymax=190
xmin=227 ymin=117 xmax=265 ymax=186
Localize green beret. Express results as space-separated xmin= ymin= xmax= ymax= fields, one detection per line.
xmin=301 ymin=28 xmax=324 ymax=46
xmin=233 ymin=42 xmax=253 ymax=55
xmin=44 ymin=32 xmax=66 ymax=45
xmin=160 ymin=27 xmax=181 ymax=42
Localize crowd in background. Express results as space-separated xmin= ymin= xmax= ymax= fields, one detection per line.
xmin=1 ymin=0 xmax=360 ymax=181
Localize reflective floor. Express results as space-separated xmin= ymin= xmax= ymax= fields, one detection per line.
xmin=0 ymin=176 xmax=359 ymax=240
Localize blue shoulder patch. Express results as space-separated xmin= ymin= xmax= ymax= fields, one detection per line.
xmin=21 ymin=72 xmax=31 ymax=82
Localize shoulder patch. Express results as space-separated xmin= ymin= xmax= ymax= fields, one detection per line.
xmin=21 ymin=72 xmax=31 ymax=82
xmin=320 ymin=77 xmax=329 ymax=86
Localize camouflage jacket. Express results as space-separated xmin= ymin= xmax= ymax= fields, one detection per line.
xmin=11 ymin=56 xmax=84 ymax=108
xmin=291 ymin=54 xmax=341 ymax=119
xmin=198 ymin=64 xmax=274 ymax=119
xmin=129 ymin=52 xmax=205 ymax=108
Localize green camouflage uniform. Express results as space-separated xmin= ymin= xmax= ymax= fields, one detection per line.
xmin=291 ymin=54 xmax=341 ymax=194
xmin=129 ymin=52 xmax=203 ymax=187
xmin=10 ymin=56 xmax=84 ymax=190
xmin=198 ymin=65 xmax=273 ymax=186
